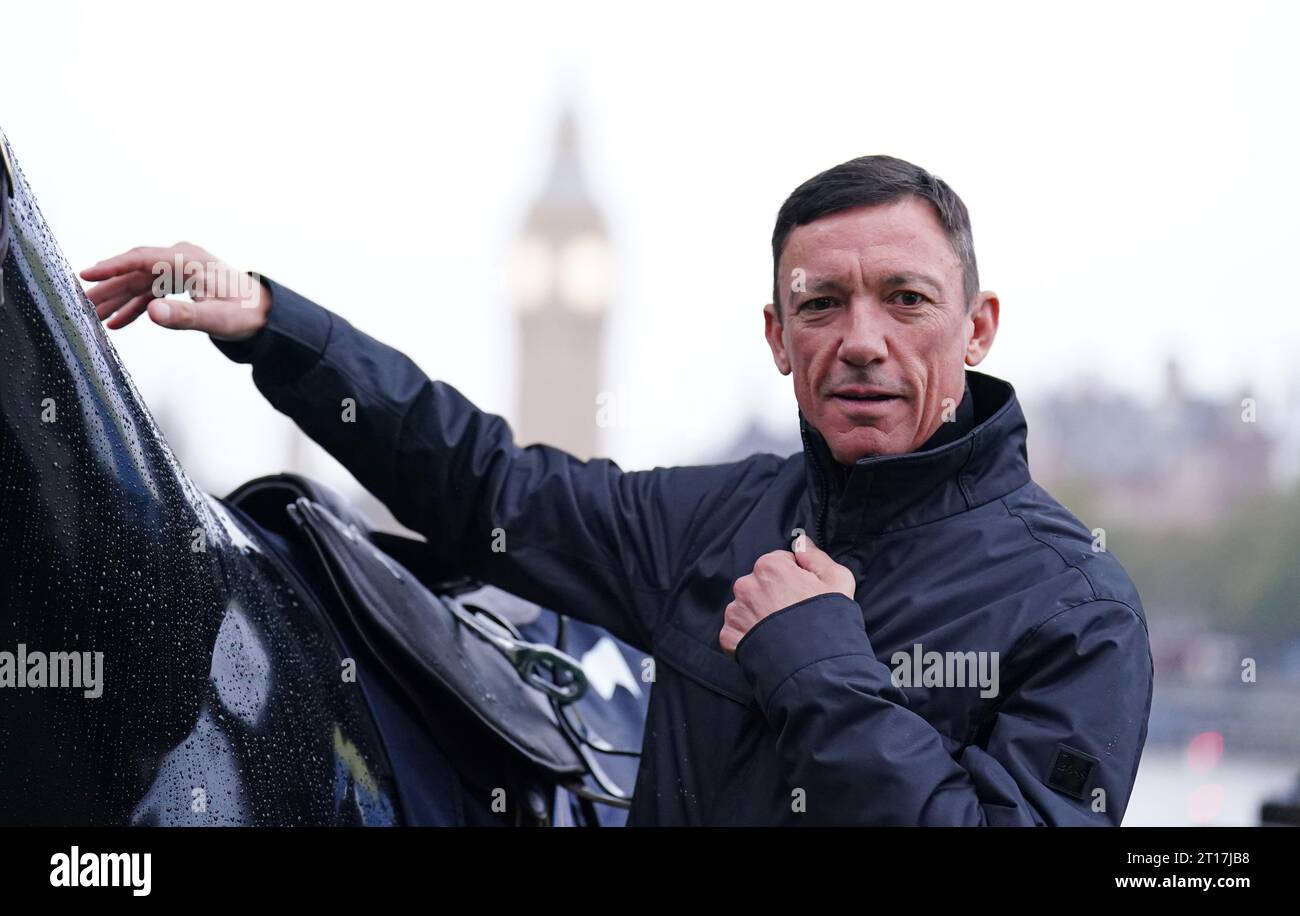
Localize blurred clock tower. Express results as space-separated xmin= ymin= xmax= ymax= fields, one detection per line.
xmin=510 ymin=108 xmax=613 ymax=460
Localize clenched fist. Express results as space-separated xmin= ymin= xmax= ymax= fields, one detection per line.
xmin=720 ymin=535 xmax=856 ymax=658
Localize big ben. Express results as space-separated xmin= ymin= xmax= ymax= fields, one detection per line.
xmin=510 ymin=108 xmax=613 ymax=460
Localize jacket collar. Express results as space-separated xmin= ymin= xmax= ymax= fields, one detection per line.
xmin=799 ymin=370 xmax=1031 ymax=543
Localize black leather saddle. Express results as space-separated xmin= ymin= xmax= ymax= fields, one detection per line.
xmin=224 ymin=473 xmax=589 ymax=782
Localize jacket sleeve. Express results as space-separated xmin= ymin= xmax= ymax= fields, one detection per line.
xmin=733 ymin=592 xmax=1154 ymax=825
xmin=212 ymin=275 xmax=733 ymax=651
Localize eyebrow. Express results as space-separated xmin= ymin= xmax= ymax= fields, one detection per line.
xmin=807 ymin=278 xmax=851 ymax=295
xmin=880 ymin=272 xmax=945 ymax=296
xmin=797 ymin=271 xmax=946 ymax=299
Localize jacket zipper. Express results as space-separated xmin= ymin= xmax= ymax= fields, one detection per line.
xmin=799 ymin=422 xmax=830 ymax=546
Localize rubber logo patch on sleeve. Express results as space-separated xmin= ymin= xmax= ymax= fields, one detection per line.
xmin=1045 ymin=744 xmax=1099 ymax=799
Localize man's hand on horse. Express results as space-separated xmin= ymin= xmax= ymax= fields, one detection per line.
xmin=81 ymin=242 xmax=270 ymax=341
xmin=719 ymin=535 xmax=856 ymax=658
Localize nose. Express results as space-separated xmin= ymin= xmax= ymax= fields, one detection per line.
xmin=836 ymin=298 xmax=889 ymax=367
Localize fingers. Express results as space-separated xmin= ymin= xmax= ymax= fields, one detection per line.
xmin=749 ymin=549 xmax=798 ymax=582
xmin=103 ymin=297 xmax=200 ymax=331
xmin=86 ymin=269 xmax=155 ymax=311
xmin=102 ymin=294 xmax=154 ymax=330
xmin=80 ymin=246 xmax=186 ymax=282
xmin=145 ymin=298 xmax=197 ymax=330
xmin=719 ymin=601 xmax=747 ymax=657
xmin=790 ymin=534 xmax=831 ymax=571
xmin=719 ymin=621 xmax=741 ymax=657
xmin=103 ymin=296 xmax=208 ymax=333
xmin=83 ymin=242 xmax=236 ymax=334
xmin=791 ymin=535 xmax=856 ymax=597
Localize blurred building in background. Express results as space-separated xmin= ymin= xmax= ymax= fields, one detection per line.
xmin=510 ymin=109 xmax=613 ymax=460
xmin=1025 ymin=358 xmax=1275 ymax=528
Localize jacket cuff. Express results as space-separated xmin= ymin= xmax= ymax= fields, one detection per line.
xmin=210 ymin=275 xmax=334 ymax=374
xmin=735 ymin=592 xmax=876 ymax=712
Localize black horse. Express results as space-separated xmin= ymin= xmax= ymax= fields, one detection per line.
xmin=0 ymin=130 xmax=647 ymax=826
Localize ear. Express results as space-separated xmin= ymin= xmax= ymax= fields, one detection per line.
xmin=763 ymin=302 xmax=792 ymax=375
xmin=964 ymin=291 xmax=1000 ymax=367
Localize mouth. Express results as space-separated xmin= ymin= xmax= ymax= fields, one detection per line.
xmin=829 ymin=388 xmax=904 ymax=403
xmin=827 ymin=388 xmax=905 ymax=418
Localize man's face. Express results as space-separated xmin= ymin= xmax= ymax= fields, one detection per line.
xmin=764 ymin=197 xmax=999 ymax=464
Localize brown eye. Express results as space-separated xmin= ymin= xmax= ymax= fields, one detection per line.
xmin=895 ymin=291 xmax=927 ymax=307
xmin=804 ymin=297 xmax=836 ymax=312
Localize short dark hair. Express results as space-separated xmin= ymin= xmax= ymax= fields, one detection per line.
xmin=771 ymin=154 xmax=979 ymax=317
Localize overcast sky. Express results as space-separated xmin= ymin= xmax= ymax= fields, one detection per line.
xmin=5 ymin=0 xmax=1298 ymax=497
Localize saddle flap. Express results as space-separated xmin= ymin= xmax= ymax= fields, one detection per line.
xmin=226 ymin=472 xmax=375 ymax=540
xmin=287 ymin=496 xmax=586 ymax=779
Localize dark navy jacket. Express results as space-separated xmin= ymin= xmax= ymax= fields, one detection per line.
xmin=214 ymin=277 xmax=1154 ymax=826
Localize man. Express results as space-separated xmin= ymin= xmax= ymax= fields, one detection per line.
xmin=84 ymin=154 xmax=1153 ymax=826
